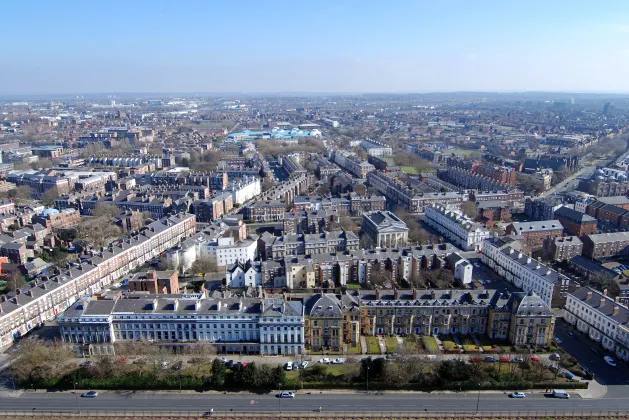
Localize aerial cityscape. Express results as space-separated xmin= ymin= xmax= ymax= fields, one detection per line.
xmin=2 ymin=1 xmax=629 ymax=419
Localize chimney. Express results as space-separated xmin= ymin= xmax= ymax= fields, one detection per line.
xmin=616 ymin=296 xmax=621 ymax=303
xmin=412 ymin=289 xmax=418 ymax=299
xmin=147 ymin=271 xmax=157 ymax=280
xmin=601 ymin=298 xmax=606 ymax=307
xmin=393 ymin=288 xmax=399 ymax=300
xmin=375 ymin=289 xmax=381 ymax=300
xmin=173 ymin=298 xmax=179 ymax=311
xmin=586 ymin=290 xmax=593 ymax=300
xmin=603 ymin=289 xmax=608 ymax=296
xmin=613 ymin=306 xmax=620 ymax=315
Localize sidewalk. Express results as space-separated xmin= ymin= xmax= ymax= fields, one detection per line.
xmin=575 ymin=379 xmax=607 ymax=399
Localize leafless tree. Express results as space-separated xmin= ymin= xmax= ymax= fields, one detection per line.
xmin=191 ymin=257 xmax=217 ymax=281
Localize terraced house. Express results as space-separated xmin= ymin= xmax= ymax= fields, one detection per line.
xmin=0 ymin=214 xmax=196 ymax=350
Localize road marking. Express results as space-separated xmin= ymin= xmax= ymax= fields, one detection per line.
xmin=250 ymin=400 xmax=255 ymax=404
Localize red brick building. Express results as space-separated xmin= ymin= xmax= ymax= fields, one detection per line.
xmin=477 ymin=200 xmax=511 ymax=222
xmin=554 ymin=207 xmax=597 ymax=237
xmin=505 ymin=220 xmax=564 ymax=247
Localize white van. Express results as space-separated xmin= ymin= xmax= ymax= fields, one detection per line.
xmin=552 ymin=389 xmax=570 ymax=399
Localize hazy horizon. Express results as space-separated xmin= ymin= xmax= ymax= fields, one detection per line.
xmin=3 ymin=0 xmax=629 ymax=95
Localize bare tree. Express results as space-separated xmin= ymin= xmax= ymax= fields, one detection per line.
xmin=191 ymin=257 xmax=217 ymax=281
xmin=39 ymin=189 xmax=58 ymax=207
xmin=460 ymin=201 xmax=478 ymax=219
xmin=5 ymin=272 xmax=26 ymax=292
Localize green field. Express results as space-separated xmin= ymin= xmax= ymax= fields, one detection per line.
xmin=366 ymin=337 xmax=381 ymax=354
xmin=385 ymin=337 xmax=398 ymax=352
xmin=422 ymin=336 xmax=440 ymax=353
xmin=400 ymin=165 xmax=420 ymax=175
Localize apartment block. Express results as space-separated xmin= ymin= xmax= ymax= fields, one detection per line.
xmin=582 ymin=232 xmax=629 ymax=259
xmin=481 ymin=237 xmax=571 ymax=307
xmin=505 ymin=220 xmax=564 ymax=247
xmin=565 ymin=287 xmax=629 ymax=361
xmin=425 ymin=205 xmax=491 ymax=251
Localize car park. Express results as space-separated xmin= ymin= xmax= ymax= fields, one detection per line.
xmin=279 ymin=392 xmax=295 ymax=398
xmin=604 ymin=356 xmax=617 ymax=366
xmin=81 ymin=391 xmax=98 ymax=398
xmin=509 ymin=392 xmax=525 ymax=398
xmin=500 ymin=356 xmax=511 ymax=363
xmin=512 ymin=357 xmax=524 ymax=363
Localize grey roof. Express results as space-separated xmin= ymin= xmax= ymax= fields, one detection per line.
xmin=496 ymin=245 xmax=561 ymax=284
xmin=305 ymin=294 xmax=343 ymax=317
xmin=596 ymin=196 xmax=629 ymax=206
xmin=477 ymin=200 xmax=508 ymax=209
xmin=363 ymin=211 xmax=408 ymax=232
xmin=585 ymin=232 xmax=629 ymax=244
xmin=570 ymin=255 xmax=618 ymax=280
xmin=510 ymin=292 xmax=553 ymax=316
xmin=570 ymin=287 xmax=629 ymax=327
xmin=508 ymin=220 xmax=564 ymax=232
xmin=554 ymin=206 xmax=596 ymax=223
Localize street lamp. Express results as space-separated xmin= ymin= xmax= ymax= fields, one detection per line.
xmin=278 ymin=382 xmax=282 ymax=415
xmin=366 ymin=366 xmax=370 ymax=394
xmin=73 ymin=382 xmax=81 ymax=414
xmin=475 ymin=383 xmax=481 ymax=415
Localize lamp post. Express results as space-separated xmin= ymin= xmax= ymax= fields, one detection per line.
xmin=278 ymin=382 xmax=282 ymax=415
xmin=366 ymin=366 xmax=370 ymax=394
xmin=475 ymin=383 xmax=481 ymax=415
xmin=74 ymin=382 xmax=81 ymax=414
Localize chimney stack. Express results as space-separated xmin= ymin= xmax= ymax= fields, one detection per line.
xmin=375 ymin=289 xmax=381 ymax=300
xmin=586 ymin=290 xmax=593 ymax=300
xmin=613 ymin=306 xmax=620 ymax=315
xmin=412 ymin=289 xmax=418 ymax=300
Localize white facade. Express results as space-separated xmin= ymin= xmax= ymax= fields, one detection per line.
xmin=481 ymin=238 xmax=567 ymax=307
xmin=425 ymin=205 xmax=490 ymax=251
xmin=216 ymin=239 xmax=257 ymax=268
xmin=230 ymin=177 xmax=261 ymax=205
xmin=453 ymin=260 xmax=473 ymax=285
xmin=226 ymin=264 xmax=262 ymax=288
xmin=564 ymin=287 xmax=629 ymax=361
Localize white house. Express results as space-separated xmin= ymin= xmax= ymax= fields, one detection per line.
xmin=226 ymin=261 xmax=262 ymax=288
xmin=425 ymin=205 xmax=490 ymax=252
xmin=216 ymin=238 xmax=258 ymax=268
xmin=564 ymin=287 xmax=629 ymax=361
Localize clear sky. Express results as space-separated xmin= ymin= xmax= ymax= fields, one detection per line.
xmin=3 ymin=0 xmax=629 ymax=94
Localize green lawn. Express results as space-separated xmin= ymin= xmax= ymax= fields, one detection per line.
xmin=403 ymin=337 xmax=419 ymax=352
xmin=442 ymin=339 xmax=457 ymax=352
xmin=347 ymin=344 xmax=362 ymax=354
xmin=400 ymin=166 xmax=420 ymax=175
xmin=463 ymin=344 xmax=478 ymax=352
xmin=385 ymin=337 xmax=398 ymax=352
xmin=382 ymin=157 xmax=394 ymax=164
xmin=325 ymin=364 xmax=351 ymax=376
xmin=345 ymin=283 xmax=362 ymax=289
xmin=366 ymin=337 xmax=381 ymax=354
xmin=422 ymin=336 xmax=440 ymax=353
xmin=477 ymin=336 xmax=496 ymax=352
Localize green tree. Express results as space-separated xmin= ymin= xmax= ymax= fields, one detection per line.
xmin=210 ymin=359 xmax=226 ymax=387
xmin=271 ymin=365 xmax=286 ymax=386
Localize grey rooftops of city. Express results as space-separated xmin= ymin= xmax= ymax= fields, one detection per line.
xmin=585 ymin=232 xmax=629 ymax=243
xmin=509 ymin=220 xmax=564 ymax=232
xmin=570 ymin=287 xmax=629 ymax=327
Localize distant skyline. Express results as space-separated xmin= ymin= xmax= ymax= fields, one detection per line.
xmin=3 ymin=0 xmax=629 ymax=94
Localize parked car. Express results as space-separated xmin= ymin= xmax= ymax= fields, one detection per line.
xmin=561 ymin=371 xmax=575 ymax=380
xmin=509 ymin=392 xmax=525 ymax=398
xmin=301 ymin=361 xmax=309 ymax=369
xmin=81 ymin=391 xmax=98 ymax=398
xmin=604 ymin=356 xmax=617 ymax=367
xmin=79 ymin=361 xmax=93 ymax=368
xmin=320 ymin=358 xmax=331 ymax=364
xmin=285 ymin=362 xmax=293 ymax=371
xmin=529 ymin=356 xmax=541 ymax=363
xmin=553 ymin=337 xmax=562 ymax=345
xmin=171 ymin=361 xmax=183 ymax=371
xmin=331 ymin=358 xmax=345 ymax=364
xmin=550 ymin=353 xmax=561 ymax=361
xmin=226 ymin=360 xmax=234 ymax=369
xmin=512 ymin=357 xmax=524 ymax=363
xmin=278 ymin=391 xmax=295 ymax=398
xmin=500 ymin=356 xmax=512 ymax=363
xmin=485 ymin=356 xmax=497 ymax=363
xmin=470 ymin=357 xmax=482 ymax=363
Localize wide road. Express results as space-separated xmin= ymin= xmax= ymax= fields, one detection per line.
xmin=1 ymin=389 xmax=628 ymax=415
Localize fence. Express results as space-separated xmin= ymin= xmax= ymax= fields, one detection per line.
xmin=1 ymin=410 xmax=629 ymax=418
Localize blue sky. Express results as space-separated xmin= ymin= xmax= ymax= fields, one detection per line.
xmin=2 ymin=0 xmax=629 ymax=94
